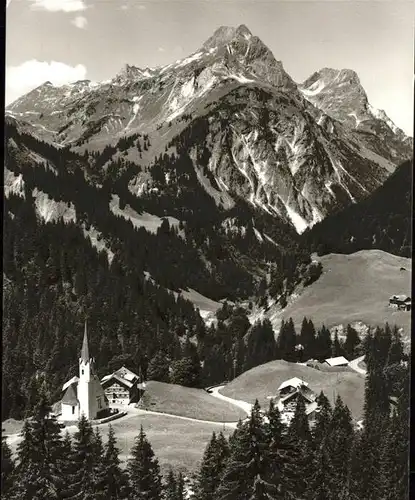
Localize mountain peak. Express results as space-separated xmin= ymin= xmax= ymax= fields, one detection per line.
xmin=202 ymin=24 xmax=252 ymax=49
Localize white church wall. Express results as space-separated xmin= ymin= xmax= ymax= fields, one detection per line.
xmin=62 ymin=402 xmax=79 ymax=421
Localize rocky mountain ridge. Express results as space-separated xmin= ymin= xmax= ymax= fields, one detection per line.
xmin=6 ymin=25 xmax=412 ymax=233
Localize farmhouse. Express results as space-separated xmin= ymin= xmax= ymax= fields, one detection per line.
xmin=274 ymin=378 xmax=318 ymax=426
xmin=324 ymin=356 xmax=349 ymax=367
xmin=60 ymin=323 xmax=109 ymax=421
xmin=101 ymin=366 xmax=146 ymax=405
xmin=389 ymin=295 xmax=411 ymax=311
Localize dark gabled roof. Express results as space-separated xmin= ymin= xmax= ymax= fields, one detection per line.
xmin=61 ymin=384 xmax=79 ymax=406
xmin=101 ymin=374 xmax=134 ymax=390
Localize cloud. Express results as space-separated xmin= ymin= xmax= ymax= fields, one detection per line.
xmin=158 ymin=47 xmax=165 ymax=53
xmin=7 ymin=0 xmax=13 ymax=8
xmin=137 ymin=5 xmax=146 ymax=10
xmin=71 ymin=15 xmax=87 ymax=29
xmin=6 ymin=60 xmax=87 ymax=104
xmin=28 ymin=0 xmax=87 ymax=12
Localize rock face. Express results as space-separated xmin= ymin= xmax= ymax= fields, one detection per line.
xmin=6 ymin=25 xmax=412 ymax=233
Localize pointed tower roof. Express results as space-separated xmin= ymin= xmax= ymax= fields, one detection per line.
xmin=80 ymin=321 xmax=89 ymax=362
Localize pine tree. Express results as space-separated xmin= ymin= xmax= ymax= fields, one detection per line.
xmin=265 ymin=400 xmax=295 ymax=499
xmin=67 ymin=414 xmax=99 ymax=500
xmin=164 ymin=469 xmax=177 ymax=500
xmin=312 ymin=391 xmax=332 ymax=446
xmin=332 ymin=330 xmax=343 ymax=357
xmin=299 ymin=317 xmax=316 ymax=361
xmin=127 ymin=426 xmax=162 ymax=500
xmin=326 ymin=396 xmax=354 ymax=498
xmin=1 ymin=433 xmax=15 ymax=499
xmin=343 ymin=325 xmax=360 ymax=360
xmin=288 ymin=397 xmax=312 ymax=444
xmin=147 ymin=351 xmax=170 ymax=383
xmin=11 ymin=388 xmax=63 ymax=500
xmin=176 ymin=472 xmax=185 ymax=500
xmin=277 ymin=319 xmax=296 ymax=362
xmin=194 ymin=431 xmax=230 ymax=500
xmin=91 ymin=427 xmax=107 ymax=500
xmin=309 ymin=441 xmax=334 ymax=500
xmin=286 ymin=397 xmax=314 ymax=499
xmin=217 ymin=401 xmax=273 ymax=500
xmin=102 ymin=425 xmax=130 ymax=499
xmin=315 ymin=325 xmax=332 ymax=361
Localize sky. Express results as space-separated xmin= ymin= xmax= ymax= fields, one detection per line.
xmin=5 ymin=0 xmax=414 ymax=135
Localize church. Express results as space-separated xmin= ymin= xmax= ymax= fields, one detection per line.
xmin=60 ymin=323 xmax=109 ymax=421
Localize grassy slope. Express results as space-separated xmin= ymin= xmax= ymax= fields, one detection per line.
xmin=221 ymin=359 xmax=365 ymax=420
xmin=139 ymin=381 xmax=246 ymax=422
xmin=282 ymin=250 xmax=411 ymax=336
xmin=4 ymin=412 xmax=233 ymax=475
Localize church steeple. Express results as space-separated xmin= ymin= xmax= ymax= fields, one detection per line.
xmin=80 ymin=320 xmax=89 ymax=363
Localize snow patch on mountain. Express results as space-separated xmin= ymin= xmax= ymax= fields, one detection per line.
xmin=368 ymin=103 xmax=402 ymax=135
xmin=283 ymin=202 xmax=309 ymax=234
xmin=228 ymin=73 xmax=255 ymax=84
xmin=253 ymin=227 xmax=264 ymax=242
xmin=176 ymin=52 xmax=203 ymax=68
xmin=300 ymin=79 xmax=325 ymax=96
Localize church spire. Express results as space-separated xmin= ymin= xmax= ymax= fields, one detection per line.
xmin=80 ymin=320 xmax=89 ymax=363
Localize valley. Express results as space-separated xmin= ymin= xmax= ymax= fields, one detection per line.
xmin=2 ymin=11 xmax=412 ymax=500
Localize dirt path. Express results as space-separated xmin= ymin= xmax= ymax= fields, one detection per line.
xmin=208 ymin=385 xmax=253 ymax=416
xmin=348 ymin=355 xmax=367 ymax=375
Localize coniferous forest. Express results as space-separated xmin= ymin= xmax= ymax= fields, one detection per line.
xmin=1 ymin=324 xmax=409 ymax=500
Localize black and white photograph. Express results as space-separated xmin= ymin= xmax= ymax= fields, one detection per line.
xmin=2 ymin=0 xmax=413 ymax=499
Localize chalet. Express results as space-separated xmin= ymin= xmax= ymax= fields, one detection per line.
xmin=389 ymin=295 xmax=411 ymax=311
xmin=324 ymin=356 xmax=349 ymax=367
xmin=60 ymin=323 xmax=109 ymax=421
xmin=101 ymin=366 xmax=145 ymax=405
xmin=274 ymin=378 xmax=318 ymax=426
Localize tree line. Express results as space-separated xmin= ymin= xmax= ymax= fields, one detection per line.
xmin=2 ymin=324 xmax=408 ymax=499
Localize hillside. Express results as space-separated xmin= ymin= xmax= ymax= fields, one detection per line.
xmin=301 ymin=160 xmax=412 ymax=257
xmin=137 ymin=381 xmax=246 ymax=422
xmin=281 ymin=250 xmax=411 ymax=336
xmin=220 ymin=359 xmax=365 ymax=420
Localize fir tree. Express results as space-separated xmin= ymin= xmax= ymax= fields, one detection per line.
xmin=164 ymin=469 xmax=178 ymax=500
xmin=309 ymin=441 xmax=334 ymax=500
xmin=102 ymin=425 xmax=130 ymax=500
xmin=277 ymin=319 xmax=296 ymax=362
xmin=315 ymin=325 xmax=332 ymax=361
xmin=147 ymin=351 xmax=170 ymax=383
xmin=1 ymin=433 xmax=15 ymax=499
xmin=312 ymin=391 xmax=332 ymax=446
xmin=194 ymin=431 xmax=230 ymax=500
xmin=127 ymin=426 xmax=162 ymax=500
xmin=326 ymin=396 xmax=354 ymax=498
xmin=67 ymin=414 xmax=99 ymax=500
xmin=343 ymin=325 xmax=360 ymax=360
xmin=11 ymin=388 xmax=63 ymax=500
xmin=217 ymin=401 xmax=273 ymax=500
xmin=264 ymin=400 xmax=295 ymax=499
xmin=286 ymin=397 xmax=314 ymax=499
xmin=299 ymin=317 xmax=316 ymax=361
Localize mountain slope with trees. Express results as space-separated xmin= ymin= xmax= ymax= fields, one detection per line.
xmin=301 ymin=160 xmax=412 ymax=258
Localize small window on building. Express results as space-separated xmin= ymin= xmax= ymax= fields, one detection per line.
xmin=72 ymin=406 xmax=75 ymax=415
xmin=98 ymin=397 xmax=102 ymax=409
xmin=81 ymin=369 xmax=84 ymax=375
